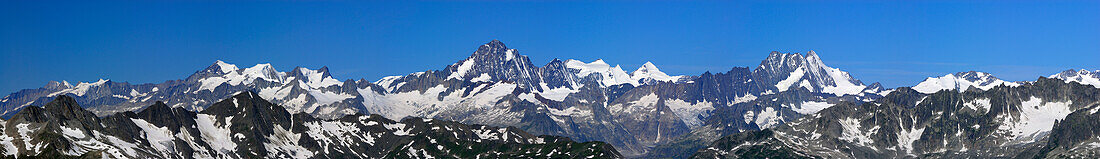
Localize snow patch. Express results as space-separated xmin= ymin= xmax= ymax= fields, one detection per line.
xmin=470 ymin=73 xmax=492 ymax=83
xmin=131 ymin=118 xmax=176 ymax=154
xmin=998 ymin=96 xmax=1073 ymax=142
xmin=776 ymin=66 xmax=805 ymax=92
xmin=792 ymin=101 xmax=833 ymax=114
xmin=196 ymin=114 xmax=237 ymax=154
xmin=664 ymin=99 xmax=714 ymax=128
xmin=753 ymin=107 xmax=782 ymax=129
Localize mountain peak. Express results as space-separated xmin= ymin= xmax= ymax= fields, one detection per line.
xmin=632 ymin=61 xmax=680 ymax=84
xmin=803 ymin=51 xmax=825 ymax=66
xmin=641 ymin=61 xmax=657 ymax=68
xmin=212 ymin=60 xmax=239 ymax=73
xmin=954 ymin=71 xmax=997 ymax=81
xmin=1050 ymin=69 xmax=1100 ymax=88
xmin=913 ymin=71 xmax=1018 ymax=93
xmin=632 ymin=61 xmax=665 ymax=76
xmin=487 ymin=39 xmax=506 ymax=47
xmin=476 ymin=40 xmax=508 ymax=53
xmin=45 ymin=81 xmax=71 ymax=90
xmin=318 ymin=66 xmax=331 ymax=77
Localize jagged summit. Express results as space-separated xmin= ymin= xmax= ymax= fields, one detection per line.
xmin=1050 ymin=69 xmax=1100 ymax=88
xmin=10 ymin=40 xmax=1100 ymax=158
xmin=631 ymin=61 xmax=681 ymax=84
xmin=955 ymin=71 xmax=999 ymax=81
xmin=472 ymin=39 xmax=513 ymax=57
xmin=911 ymin=71 xmax=1020 ymax=94
xmin=756 ymin=51 xmax=867 ymax=96
xmin=44 ymin=81 xmax=71 ymax=90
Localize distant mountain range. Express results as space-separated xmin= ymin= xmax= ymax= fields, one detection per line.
xmin=1 ymin=40 xmax=1097 ymax=158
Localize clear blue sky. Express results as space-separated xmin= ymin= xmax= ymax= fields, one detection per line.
xmin=2 ymin=0 xmax=1098 ymax=94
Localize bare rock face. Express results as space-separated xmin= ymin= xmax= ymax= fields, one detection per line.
xmin=0 ymin=92 xmax=622 ymax=158
xmin=692 ymin=77 xmax=1100 ymax=159
xmin=26 ymin=40 xmax=1078 ymax=158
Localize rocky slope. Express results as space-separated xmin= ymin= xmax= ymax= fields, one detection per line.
xmin=4 ymin=40 xmax=1097 ymax=158
xmin=0 ymin=40 xmax=892 ymax=157
xmin=0 ymin=92 xmax=621 ymax=158
xmin=912 ymin=71 xmax=1020 ymax=94
xmin=691 ymin=77 xmax=1100 ymax=158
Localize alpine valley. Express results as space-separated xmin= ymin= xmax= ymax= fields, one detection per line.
xmin=1 ymin=40 xmax=1098 ymax=158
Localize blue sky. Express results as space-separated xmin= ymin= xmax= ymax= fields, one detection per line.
xmin=2 ymin=0 xmax=1098 ymax=94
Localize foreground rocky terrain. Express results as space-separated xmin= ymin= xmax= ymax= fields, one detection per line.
xmin=0 ymin=91 xmax=621 ymax=158
xmin=691 ymin=77 xmax=1100 ymax=158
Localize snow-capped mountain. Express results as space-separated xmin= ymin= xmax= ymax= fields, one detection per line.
xmin=0 ymin=92 xmax=621 ymax=158
xmin=5 ymin=40 xmax=1099 ymax=158
xmin=912 ymin=71 xmax=1021 ymax=94
xmin=0 ymin=40 xmax=893 ymax=157
xmin=755 ymin=51 xmax=869 ymax=96
xmin=632 ymin=62 xmax=688 ymax=85
xmin=1050 ymin=69 xmax=1100 ymax=88
xmin=0 ymin=60 xmax=368 ymax=120
xmin=691 ymin=77 xmax=1100 ymax=158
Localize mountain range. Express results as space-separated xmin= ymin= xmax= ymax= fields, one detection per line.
xmin=0 ymin=90 xmax=621 ymax=158
xmin=1 ymin=40 xmax=1098 ymax=158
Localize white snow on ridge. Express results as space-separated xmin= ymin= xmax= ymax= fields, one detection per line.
xmin=565 ymin=59 xmax=638 ymax=86
xmin=306 ymin=90 xmax=355 ymax=112
xmin=241 ymin=63 xmax=284 ymax=83
xmin=197 ymin=62 xmax=293 ymax=92
xmin=998 ymin=96 xmax=1073 ymax=142
xmin=801 ymin=51 xmax=866 ymax=96
xmin=298 ymin=67 xmax=342 ymax=89
xmin=631 ymin=61 xmax=684 ymax=83
xmin=963 ymin=98 xmax=991 ymax=113
xmin=448 ymin=58 xmax=476 ymax=80
xmin=665 ymin=99 xmax=714 ymax=128
xmin=214 ymin=60 xmax=239 ymax=73
xmin=753 ymin=107 xmax=782 ymax=129
xmin=48 ymin=79 xmax=108 ymax=97
xmin=263 ymin=125 xmax=312 ymax=159
xmin=897 ymin=126 xmax=926 ymax=154
xmin=791 ymin=101 xmax=833 ymax=114
xmin=838 ymin=118 xmax=875 ymax=147
xmin=776 ymin=66 xmax=806 ymax=92
xmin=1050 ymin=69 xmax=1100 ymax=88
xmin=357 ymin=87 xmax=415 ymax=120
xmin=131 ymin=118 xmax=176 ymax=154
xmin=538 ymin=85 xmax=579 ymax=101
xmin=819 ymin=66 xmax=867 ymax=96
xmin=471 ymin=73 xmax=492 ymax=83
xmin=912 ymin=72 xmax=1018 ymax=94
xmin=196 ymin=114 xmax=237 ymax=154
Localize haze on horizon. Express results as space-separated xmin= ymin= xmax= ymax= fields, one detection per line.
xmin=2 ymin=0 xmax=1098 ymax=94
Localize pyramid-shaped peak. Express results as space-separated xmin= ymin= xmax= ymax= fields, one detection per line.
xmin=486 ymin=39 xmax=506 ymax=48
xmin=212 ymin=60 xmax=239 ymax=73
xmin=954 ymin=71 xmax=998 ymax=81
xmin=45 ymin=81 xmax=71 ymax=90
xmin=593 ymin=59 xmax=607 ymax=64
xmin=806 ymin=50 xmax=818 ymax=57
xmin=476 ymin=40 xmax=508 ymax=52
xmin=634 ymin=61 xmax=663 ymax=74
xmin=641 ymin=61 xmax=658 ymax=68
xmin=317 ymin=66 xmax=331 ymax=76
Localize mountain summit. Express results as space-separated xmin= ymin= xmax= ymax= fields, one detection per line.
xmin=1 ymin=40 xmax=1096 ymax=158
